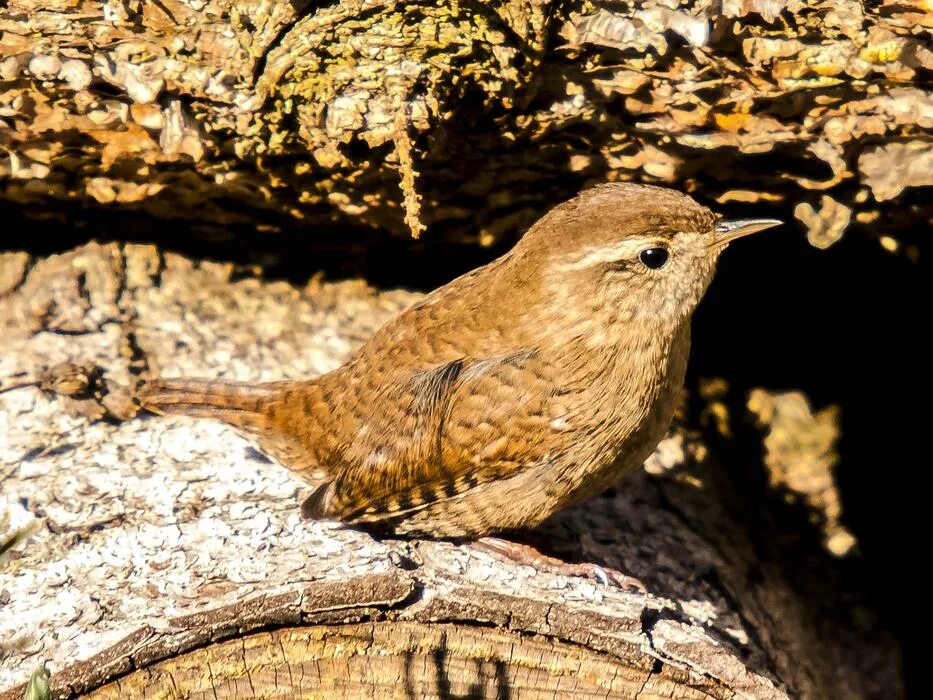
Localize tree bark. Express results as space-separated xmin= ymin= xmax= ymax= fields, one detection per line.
xmin=1 ymin=0 xmax=930 ymax=247
xmin=0 ymin=243 xmax=901 ymax=699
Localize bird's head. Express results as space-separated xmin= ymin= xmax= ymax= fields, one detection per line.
xmin=509 ymin=183 xmax=780 ymax=332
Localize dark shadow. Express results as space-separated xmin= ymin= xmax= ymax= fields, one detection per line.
xmin=691 ymin=198 xmax=927 ymax=657
xmin=402 ymin=632 xmax=511 ymax=700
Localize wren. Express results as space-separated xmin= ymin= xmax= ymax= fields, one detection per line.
xmin=139 ymin=183 xmax=780 ymax=538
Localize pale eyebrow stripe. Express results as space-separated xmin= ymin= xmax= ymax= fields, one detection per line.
xmin=554 ymin=240 xmax=647 ymax=272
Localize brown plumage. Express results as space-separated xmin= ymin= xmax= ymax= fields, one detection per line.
xmin=139 ymin=183 xmax=780 ymax=537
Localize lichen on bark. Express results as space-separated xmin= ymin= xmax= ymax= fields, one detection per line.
xmin=1 ymin=0 xmax=929 ymax=246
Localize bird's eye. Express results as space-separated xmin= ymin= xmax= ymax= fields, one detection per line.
xmin=639 ymin=247 xmax=669 ymax=270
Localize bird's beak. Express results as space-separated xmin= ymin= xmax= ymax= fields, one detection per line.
xmin=714 ymin=218 xmax=782 ymax=245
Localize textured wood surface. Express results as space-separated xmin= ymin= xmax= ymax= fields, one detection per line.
xmin=0 ymin=243 xmax=900 ymax=698
xmin=81 ymin=622 xmax=730 ymax=700
xmin=1 ymin=1 xmax=929 ymax=247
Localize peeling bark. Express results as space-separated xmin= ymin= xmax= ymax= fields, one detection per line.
xmin=1 ymin=1 xmax=930 ymax=247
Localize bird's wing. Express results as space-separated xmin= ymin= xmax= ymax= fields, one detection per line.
xmin=301 ymin=349 xmax=566 ymax=526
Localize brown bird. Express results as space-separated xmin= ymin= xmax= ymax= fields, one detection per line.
xmin=139 ymin=183 xmax=779 ymax=538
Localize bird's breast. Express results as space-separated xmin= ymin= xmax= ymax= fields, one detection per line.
xmin=547 ymin=322 xmax=690 ymax=502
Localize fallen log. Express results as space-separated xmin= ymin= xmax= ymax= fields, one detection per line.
xmin=0 ymin=243 xmax=900 ymax=698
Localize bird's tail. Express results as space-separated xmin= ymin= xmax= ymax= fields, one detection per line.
xmin=138 ymin=377 xmax=282 ymax=431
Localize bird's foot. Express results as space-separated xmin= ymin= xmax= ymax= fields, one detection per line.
xmin=473 ymin=537 xmax=646 ymax=592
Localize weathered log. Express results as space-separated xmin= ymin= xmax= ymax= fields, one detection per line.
xmin=1 ymin=1 xmax=930 ymax=248
xmin=0 ymin=243 xmax=901 ymax=698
